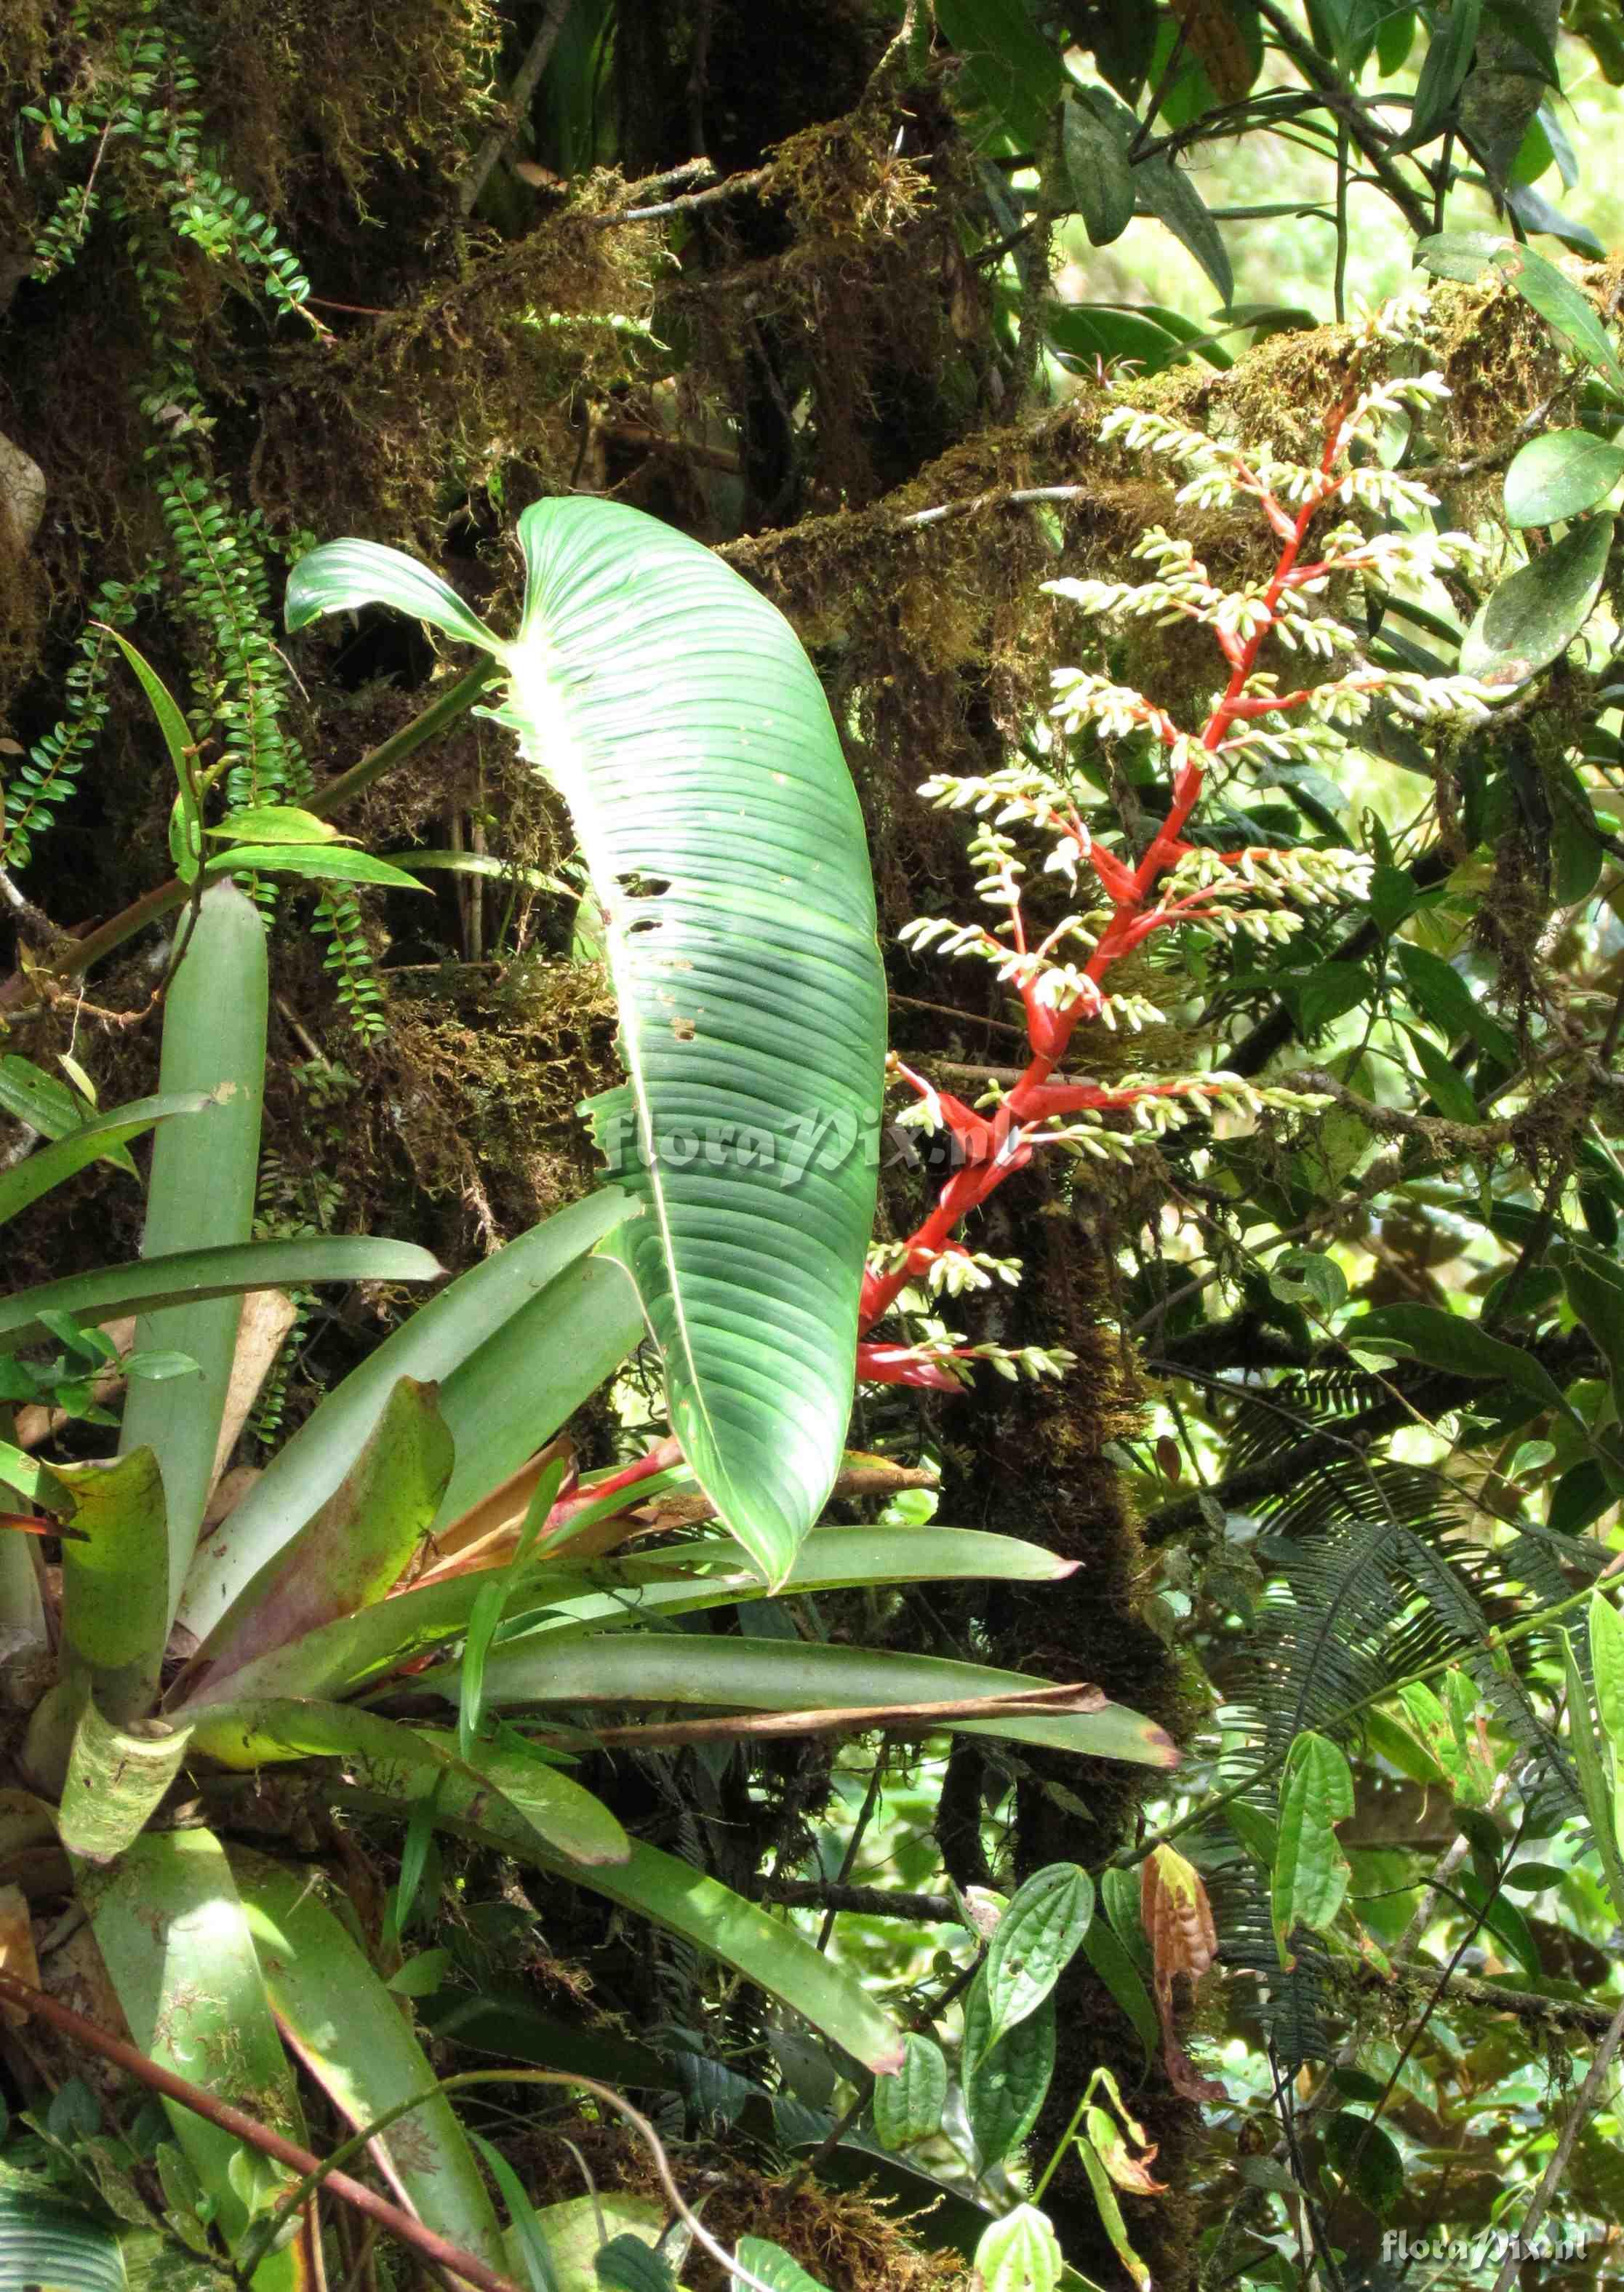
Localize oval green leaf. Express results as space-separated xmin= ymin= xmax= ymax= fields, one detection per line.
xmin=1272 ymin=1729 xmax=1354 ymax=1966
xmin=1504 ymin=429 xmax=1624 ymax=527
xmin=962 ymin=1986 xmax=1055 ymax=2171
xmin=1460 ymin=515 xmax=1614 ymax=688
xmin=980 ymin=1863 xmax=1094 ymax=2053
xmin=872 ymin=2032 xmax=948 ymax=2152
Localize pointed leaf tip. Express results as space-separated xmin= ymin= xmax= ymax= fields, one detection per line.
xmin=285 ymin=539 xmax=503 ymax=656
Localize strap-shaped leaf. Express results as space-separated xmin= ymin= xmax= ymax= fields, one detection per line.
xmin=231 ymin=1850 xmax=508 ymax=2276
xmin=178 ymin=1191 xmax=631 ymax=1642
xmin=83 ymin=1827 xmax=312 ymax=2279
xmin=287 ymin=500 xmax=888 ymax=1586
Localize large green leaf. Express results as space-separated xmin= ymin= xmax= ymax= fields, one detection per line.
xmin=82 ymin=1827 xmax=311 ymax=2288
xmin=287 ymin=500 xmax=889 ymax=1587
xmin=1459 ymin=515 xmax=1615 ymax=687
xmin=186 ymin=1698 xmax=630 ymax=1866
xmin=119 ymin=882 xmax=268 ymax=1632
xmin=192 ymin=1376 xmax=454 ymax=1689
xmin=1503 ymin=428 xmax=1624 ymax=527
xmin=178 ymin=1190 xmax=633 ymax=1642
xmin=52 ymin=1448 xmax=169 ymax=1720
xmin=284 ymin=538 xmax=500 ymax=651
xmin=231 ymin=1851 xmax=508 ymax=2275
xmin=0 ymin=1237 xmax=441 ymax=1355
xmin=173 ymin=1523 xmax=1076 ymax=1710
xmin=59 ymin=1694 xmax=192 ymax=1861
xmin=0 ymin=2192 xmax=127 ymax=2292
xmin=1072 ymin=81 xmax=1233 ymax=303
xmin=204 ymin=1711 xmax=901 ymax=2072
xmin=1271 ymin=1730 xmax=1355 ymax=1966
xmin=430 ymin=1633 xmax=1178 ymax=1765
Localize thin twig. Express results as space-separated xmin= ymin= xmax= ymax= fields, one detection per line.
xmin=0 ymin=1970 xmax=522 ymax=2292
xmin=460 ymin=0 xmax=577 ymax=217
xmin=817 ymin=1757 xmax=887 ymax=1952
xmin=593 ymin=164 xmax=771 ymax=228
xmin=759 ymin=1880 xmax=958 ymax=1922
xmin=1488 ymin=1990 xmax=1624 ymax=2292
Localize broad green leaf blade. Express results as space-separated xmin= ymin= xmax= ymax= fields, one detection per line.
xmin=116 ymin=884 xmax=267 ymax=1633
xmin=1351 ymin=1301 xmax=1577 ymax=1417
xmin=52 ymin=1449 xmax=168 ymax=1720
xmin=594 ymin=2234 xmax=674 ymax=2292
xmin=519 ymin=2197 xmax=668 ymax=2292
xmin=1072 ymin=81 xmax=1232 ymax=300
xmin=1061 ymin=95 xmax=1135 ymax=245
xmin=177 ymin=1191 xmax=631 ymax=1640
xmin=737 ymin=2244 xmax=831 ymax=2292
xmin=0 ymin=1052 xmax=91 ymax=1133
xmin=84 ymin=1829 xmax=310 ymax=2267
xmin=202 ymin=844 xmax=430 ymax=891
xmin=439 ymin=1632 xmax=1179 ymax=1766
xmin=935 ymin=0 xmax=1064 ymax=148
xmin=0 ymin=1093 xmax=211 ymax=1227
xmin=1460 ymin=515 xmax=1614 ymax=687
xmin=1080 ymin=1916 xmax=1158 ymax=2072
xmin=962 ymin=1984 xmax=1055 ymax=2170
xmin=230 ymin=1850 xmax=508 ymax=2275
xmin=1272 ymin=1730 xmax=1355 ymax=1966
xmin=503 ymin=498 xmax=887 ymax=1586
xmin=185 ymin=1700 xmax=629 ymax=1866
xmin=60 ymin=1696 xmax=191 ymax=1861
xmin=1561 ymin=1243 xmax=1624 ymax=1410
xmin=319 ymin=1742 xmax=903 ymax=2073
xmin=104 ymin=629 xmax=194 ymax=786
xmin=0 ymin=1237 xmax=442 ymax=1356
xmin=1504 ymin=428 xmax=1624 ymax=526
xmin=285 ymin=539 xmax=502 ymax=655
xmin=1321 ymin=2111 xmax=1404 ymax=2219
xmin=972 ymin=2207 xmax=1063 ymax=2292
xmin=174 ymin=1522 xmax=1075 ymax=1709
xmin=1131 ymin=144 xmax=1233 ymax=303
xmin=0 ymin=2191 xmax=127 ymax=2292
xmin=1394 ymin=941 xmax=1518 ymax=1067
xmin=980 ymin=1864 xmax=1094 ymax=2052
xmin=207 ymin=805 xmax=343 ymax=844
xmin=430 ymin=1254 xmax=642 ymax=1532
xmin=1401 ymin=1023 xmax=1482 ymax=1122
xmin=872 ymin=2032 xmax=948 ymax=2152
xmin=1408 ymin=0 xmax=1481 ymax=143
xmin=192 ymin=1377 xmax=453 ymax=1688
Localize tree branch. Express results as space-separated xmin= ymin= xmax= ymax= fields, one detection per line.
xmin=0 ymin=1968 xmax=522 ymax=2292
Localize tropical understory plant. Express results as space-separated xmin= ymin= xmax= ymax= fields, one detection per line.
xmin=0 ymin=495 xmax=1177 ymax=2292
xmin=10 ymin=247 xmax=1624 ymax=2292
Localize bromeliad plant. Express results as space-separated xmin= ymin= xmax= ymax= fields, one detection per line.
xmin=855 ymin=289 xmax=1504 ymax=1389
xmin=1 ymin=500 xmax=1176 ymax=2292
